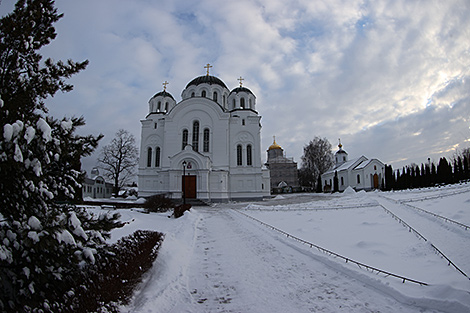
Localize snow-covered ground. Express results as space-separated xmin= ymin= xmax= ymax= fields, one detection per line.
xmin=90 ymin=183 xmax=470 ymax=312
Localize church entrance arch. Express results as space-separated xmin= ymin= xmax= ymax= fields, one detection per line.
xmin=180 ymin=159 xmax=200 ymax=199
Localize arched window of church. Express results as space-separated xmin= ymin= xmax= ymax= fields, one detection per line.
xmin=213 ymin=92 xmax=218 ymax=103
xmin=223 ymin=95 xmax=226 ymax=107
xmin=165 ymin=102 xmax=169 ymax=111
xmin=147 ymin=147 xmax=152 ymax=167
xmin=192 ymin=121 xmax=199 ymax=152
xmin=341 ymin=177 xmax=344 ymax=186
xmin=237 ymin=145 xmax=242 ymax=166
xmin=249 ymin=98 xmax=252 ymax=109
xmin=232 ymin=99 xmax=236 ymax=109
xmin=201 ymin=90 xmax=206 ymax=98
xmin=157 ymin=101 xmax=161 ymax=112
xmin=357 ymin=174 xmax=360 ymax=184
xmin=247 ymin=144 xmax=252 ymax=166
xmin=203 ymin=128 xmax=210 ymax=152
xmin=182 ymin=129 xmax=188 ymax=150
xmin=240 ymin=97 xmax=245 ymax=109
xmin=191 ymin=92 xmax=195 ymax=97
xmin=155 ymin=147 xmax=161 ymax=167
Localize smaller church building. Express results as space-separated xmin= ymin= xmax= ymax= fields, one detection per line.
xmin=321 ymin=142 xmax=385 ymax=192
xmin=265 ymin=137 xmax=299 ymax=192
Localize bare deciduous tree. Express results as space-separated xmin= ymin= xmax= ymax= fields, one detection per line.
xmin=98 ymin=129 xmax=138 ymax=196
xmin=299 ymin=137 xmax=334 ymax=190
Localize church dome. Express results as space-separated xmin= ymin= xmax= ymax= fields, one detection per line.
xmin=150 ymin=90 xmax=174 ymax=101
xmin=185 ymin=75 xmax=228 ymax=89
xmin=148 ymin=88 xmax=176 ymax=114
xmin=335 ymin=141 xmax=348 ymax=155
xmin=335 ymin=140 xmax=348 ymax=165
xmin=230 ymin=86 xmax=254 ymax=97
xmin=268 ymin=139 xmax=282 ymax=151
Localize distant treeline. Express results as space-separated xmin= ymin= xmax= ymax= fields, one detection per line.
xmin=384 ymin=152 xmax=470 ymax=191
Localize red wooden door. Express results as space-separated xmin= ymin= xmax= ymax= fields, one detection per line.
xmin=373 ymin=174 xmax=379 ymax=189
xmin=183 ymin=175 xmax=197 ymax=199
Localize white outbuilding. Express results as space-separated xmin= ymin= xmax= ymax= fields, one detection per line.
xmin=321 ymin=141 xmax=385 ymax=192
xmin=138 ymin=66 xmax=270 ymax=202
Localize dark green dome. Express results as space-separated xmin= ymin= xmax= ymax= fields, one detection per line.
xmin=186 ymin=75 xmax=228 ymax=89
xmin=230 ymin=86 xmax=254 ymax=96
xmin=150 ymin=90 xmax=174 ymax=101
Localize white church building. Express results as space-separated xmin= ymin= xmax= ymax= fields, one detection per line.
xmin=321 ymin=141 xmax=385 ymax=192
xmin=138 ymin=65 xmax=270 ymax=202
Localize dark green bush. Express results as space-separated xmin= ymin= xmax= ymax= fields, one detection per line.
xmin=143 ymin=195 xmax=175 ymax=213
xmin=56 ymin=230 xmax=163 ymax=313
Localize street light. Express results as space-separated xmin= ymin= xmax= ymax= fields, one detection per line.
xmin=182 ymin=160 xmax=187 ymax=205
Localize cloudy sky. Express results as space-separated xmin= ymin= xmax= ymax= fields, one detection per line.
xmin=2 ymin=0 xmax=470 ymax=173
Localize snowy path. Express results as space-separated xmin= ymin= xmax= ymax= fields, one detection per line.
xmin=124 ymin=207 xmax=446 ymax=312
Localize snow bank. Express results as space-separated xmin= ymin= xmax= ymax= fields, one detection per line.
xmin=135 ymin=198 xmax=146 ymax=204
xmin=343 ymin=186 xmax=356 ymax=195
xmin=120 ymin=210 xmax=201 ymax=312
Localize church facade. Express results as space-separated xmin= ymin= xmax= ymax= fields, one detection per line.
xmin=321 ymin=142 xmax=385 ymax=192
xmin=138 ymin=66 xmax=270 ymax=202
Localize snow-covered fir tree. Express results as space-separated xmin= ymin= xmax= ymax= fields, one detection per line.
xmin=0 ymin=1 xmax=122 ymax=311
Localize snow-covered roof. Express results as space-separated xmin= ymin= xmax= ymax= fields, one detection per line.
xmin=354 ymin=159 xmax=371 ymax=170
xmin=323 ymin=156 xmax=368 ymax=175
xmin=355 ymin=158 xmax=385 ymax=170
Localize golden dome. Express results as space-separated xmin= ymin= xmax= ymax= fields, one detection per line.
xmin=268 ymin=137 xmax=282 ymax=150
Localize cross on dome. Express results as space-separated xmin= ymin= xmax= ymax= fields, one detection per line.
xmin=238 ymin=76 xmax=244 ymax=87
xmin=204 ymin=63 xmax=212 ymax=76
xmin=268 ymin=135 xmax=282 ymax=150
xmin=338 ymin=138 xmax=343 ymax=149
xmin=162 ymin=80 xmax=169 ymax=91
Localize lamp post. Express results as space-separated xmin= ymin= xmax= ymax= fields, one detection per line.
xmin=182 ymin=160 xmax=187 ymax=205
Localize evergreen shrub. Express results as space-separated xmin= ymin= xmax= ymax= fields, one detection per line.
xmin=143 ymin=194 xmax=175 ymax=213
xmin=63 ymin=230 xmax=164 ymax=312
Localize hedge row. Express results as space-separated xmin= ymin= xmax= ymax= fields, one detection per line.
xmin=61 ymin=230 xmax=164 ymax=312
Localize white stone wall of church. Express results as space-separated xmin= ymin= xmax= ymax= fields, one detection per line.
xmin=362 ymin=160 xmax=385 ymax=189
xmin=138 ymin=79 xmax=268 ymax=201
xmin=227 ymin=91 xmax=256 ymax=111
